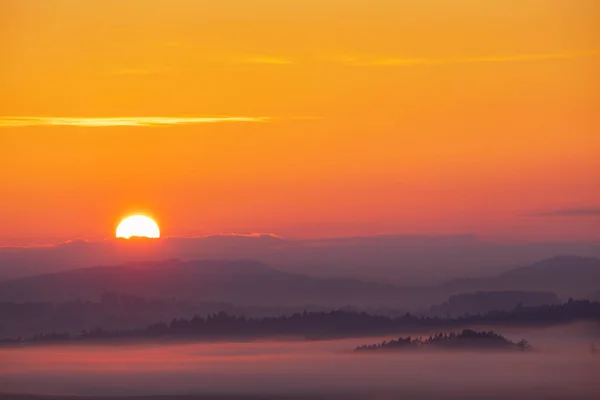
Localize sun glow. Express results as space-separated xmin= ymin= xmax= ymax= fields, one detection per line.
xmin=116 ymin=215 xmax=160 ymax=239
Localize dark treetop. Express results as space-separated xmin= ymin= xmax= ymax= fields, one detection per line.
xmin=1 ymin=299 xmax=598 ymax=345
xmin=355 ymin=329 xmax=532 ymax=352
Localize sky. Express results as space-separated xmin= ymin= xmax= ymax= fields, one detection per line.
xmin=1 ymin=0 xmax=599 ymax=245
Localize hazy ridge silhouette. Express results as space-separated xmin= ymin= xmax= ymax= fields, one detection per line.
xmin=0 ymin=255 xmax=598 ymax=307
xmin=2 ymin=234 xmax=600 ymax=285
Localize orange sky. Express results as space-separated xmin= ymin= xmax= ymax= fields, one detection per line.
xmin=1 ymin=0 xmax=599 ymax=245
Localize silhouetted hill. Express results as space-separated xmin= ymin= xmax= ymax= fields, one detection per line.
xmin=441 ymin=256 xmax=600 ymax=298
xmin=428 ymin=291 xmax=559 ymax=318
xmin=0 ymin=259 xmax=419 ymax=307
xmin=2 ymin=235 xmax=600 ymax=285
xmin=355 ymin=329 xmax=531 ymax=352
xmin=499 ymin=256 xmax=600 ymax=291
xmin=1 ymin=256 xmax=597 ymax=311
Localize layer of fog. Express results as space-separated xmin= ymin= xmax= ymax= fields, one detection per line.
xmin=1 ymin=324 xmax=599 ymax=399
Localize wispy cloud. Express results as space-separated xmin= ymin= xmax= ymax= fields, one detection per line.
xmin=532 ymin=207 xmax=600 ymax=217
xmin=236 ymin=56 xmax=293 ymax=65
xmin=343 ymin=50 xmax=600 ymax=67
xmin=0 ymin=116 xmax=271 ymax=128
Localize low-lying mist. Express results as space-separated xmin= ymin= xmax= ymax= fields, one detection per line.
xmin=1 ymin=324 xmax=599 ymax=400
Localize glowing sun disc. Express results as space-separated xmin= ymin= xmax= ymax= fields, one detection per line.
xmin=116 ymin=215 xmax=160 ymax=239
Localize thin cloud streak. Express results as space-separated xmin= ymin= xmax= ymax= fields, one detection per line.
xmin=344 ymin=50 xmax=600 ymax=67
xmin=0 ymin=116 xmax=271 ymax=128
xmin=237 ymin=56 xmax=293 ymax=65
xmin=533 ymin=207 xmax=600 ymax=217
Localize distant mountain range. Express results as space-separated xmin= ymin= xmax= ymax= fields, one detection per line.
xmin=0 ymin=259 xmax=420 ymax=307
xmin=0 ymin=255 xmax=598 ymax=310
xmin=440 ymin=255 xmax=600 ymax=298
xmin=2 ymin=234 xmax=600 ymax=285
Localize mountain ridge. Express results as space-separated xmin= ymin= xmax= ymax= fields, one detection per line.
xmin=0 ymin=259 xmax=420 ymax=307
xmin=2 ymin=235 xmax=599 ymax=285
xmin=0 ymin=255 xmax=598 ymax=309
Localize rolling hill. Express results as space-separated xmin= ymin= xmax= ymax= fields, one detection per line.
xmin=441 ymin=255 xmax=600 ymax=298
xmin=0 ymin=259 xmax=422 ymax=308
xmin=0 ymin=255 xmax=597 ymax=310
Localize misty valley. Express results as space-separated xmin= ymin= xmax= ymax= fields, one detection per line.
xmin=1 ymin=253 xmax=599 ymax=399
xmin=1 ymin=324 xmax=599 ymax=400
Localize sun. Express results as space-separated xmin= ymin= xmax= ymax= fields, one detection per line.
xmin=116 ymin=215 xmax=160 ymax=239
